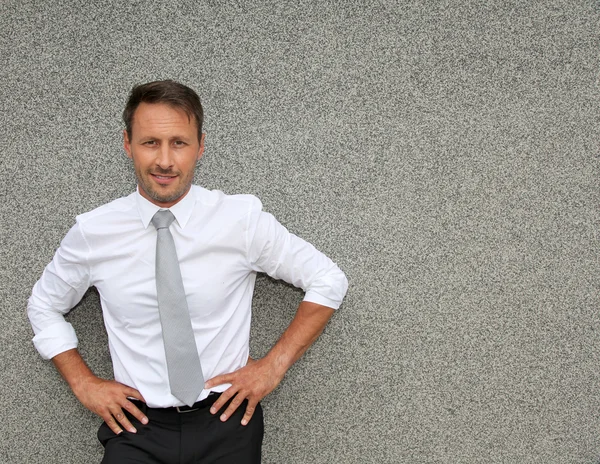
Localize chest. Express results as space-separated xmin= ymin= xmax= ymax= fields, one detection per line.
xmin=89 ymin=224 xmax=251 ymax=320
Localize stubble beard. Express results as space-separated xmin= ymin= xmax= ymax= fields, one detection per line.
xmin=137 ymin=167 xmax=195 ymax=205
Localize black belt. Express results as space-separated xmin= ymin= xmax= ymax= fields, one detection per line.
xmin=131 ymin=392 xmax=221 ymax=415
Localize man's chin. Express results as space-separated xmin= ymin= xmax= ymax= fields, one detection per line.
xmin=141 ymin=182 xmax=191 ymax=206
xmin=151 ymin=191 xmax=183 ymax=204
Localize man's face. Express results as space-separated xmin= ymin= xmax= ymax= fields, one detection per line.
xmin=124 ymin=102 xmax=205 ymax=208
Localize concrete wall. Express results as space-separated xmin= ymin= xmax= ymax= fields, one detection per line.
xmin=2 ymin=1 xmax=599 ymax=462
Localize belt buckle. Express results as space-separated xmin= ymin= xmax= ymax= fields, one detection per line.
xmin=176 ymin=405 xmax=199 ymax=413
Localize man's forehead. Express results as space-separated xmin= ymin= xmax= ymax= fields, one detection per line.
xmin=134 ymin=102 xmax=191 ymax=120
xmin=131 ymin=103 xmax=197 ymax=131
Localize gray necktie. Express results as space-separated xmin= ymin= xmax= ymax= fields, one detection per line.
xmin=152 ymin=210 xmax=204 ymax=406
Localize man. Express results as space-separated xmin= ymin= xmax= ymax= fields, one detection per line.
xmin=28 ymin=80 xmax=348 ymax=463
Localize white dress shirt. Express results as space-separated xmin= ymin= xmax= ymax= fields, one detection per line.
xmin=28 ymin=186 xmax=348 ymax=408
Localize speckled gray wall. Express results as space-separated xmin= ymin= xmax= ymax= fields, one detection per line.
xmin=1 ymin=1 xmax=599 ymax=463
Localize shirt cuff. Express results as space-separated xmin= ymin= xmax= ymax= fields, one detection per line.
xmin=32 ymin=322 xmax=79 ymax=360
xmin=303 ymin=290 xmax=343 ymax=310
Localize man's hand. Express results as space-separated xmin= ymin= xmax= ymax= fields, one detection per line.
xmin=204 ymin=356 xmax=284 ymax=426
xmin=73 ymin=376 xmax=148 ymax=435
xmin=205 ymin=301 xmax=335 ymax=426
xmin=52 ymin=348 xmax=148 ymax=435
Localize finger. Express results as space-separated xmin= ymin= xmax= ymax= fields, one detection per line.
xmin=104 ymin=415 xmax=123 ymax=435
xmin=123 ymin=386 xmax=146 ymax=403
xmin=220 ymin=393 xmax=246 ymax=422
xmin=122 ymin=399 xmax=149 ymax=425
xmin=111 ymin=408 xmax=137 ymax=433
xmin=204 ymin=373 xmax=231 ymax=390
xmin=210 ymin=387 xmax=237 ymax=415
xmin=241 ymin=399 xmax=258 ymax=426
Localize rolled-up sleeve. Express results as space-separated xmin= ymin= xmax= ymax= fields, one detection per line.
xmin=27 ymin=221 xmax=91 ymax=359
xmin=246 ymin=201 xmax=348 ymax=309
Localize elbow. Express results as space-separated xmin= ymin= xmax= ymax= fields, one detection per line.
xmin=304 ymin=265 xmax=348 ymax=310
xmin=339 ymin=272 xmax=349 ymax=300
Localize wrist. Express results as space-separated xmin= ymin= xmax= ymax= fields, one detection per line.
xmin=69 ymin=371 xmax=99 ymax=397
xmin=262 ymin=351 xmax=291 ymax=381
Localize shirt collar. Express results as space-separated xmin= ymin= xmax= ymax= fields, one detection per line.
xmin=135 ymin=186 xmax=196 ymax=229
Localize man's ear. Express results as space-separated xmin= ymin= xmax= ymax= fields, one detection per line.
xmin=197 ymin=133 xmax=206 ymax=161
xmin=123 ymin=130 xmax=133 ymax=159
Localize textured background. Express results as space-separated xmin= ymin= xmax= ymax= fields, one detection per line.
xmin=1 ymin=0 xmax=599 ymax=463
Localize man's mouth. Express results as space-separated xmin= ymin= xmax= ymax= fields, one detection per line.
xmin=150 ymin=173 xmax=177 ymax=184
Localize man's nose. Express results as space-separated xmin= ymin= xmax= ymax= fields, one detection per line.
xmin=156 ymin=145 xmax=174 ymax=169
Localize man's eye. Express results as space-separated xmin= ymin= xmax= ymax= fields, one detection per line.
xmin=174 ymin=141 xmax=186 ymax=146
xmin=144 ymin=141 xmax=156 ymax=146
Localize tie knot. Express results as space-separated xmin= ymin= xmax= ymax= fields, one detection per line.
xmin=151 ymin=210 xmax=176 ymax=230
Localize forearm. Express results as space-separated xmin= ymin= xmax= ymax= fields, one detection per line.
xmin=263 ymin=300 xmax=335 ymax=378
xmin=205 ymin=300 xmax=335 ymax=424
xmin=52 ymin=348 xmax=98 ymax=396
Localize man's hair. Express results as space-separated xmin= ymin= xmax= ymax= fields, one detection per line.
xmin=123 ymin=80 xmax=204 ymax=142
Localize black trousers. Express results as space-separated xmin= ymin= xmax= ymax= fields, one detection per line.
xmin=98 ymin=394 xmax=263 ymax=463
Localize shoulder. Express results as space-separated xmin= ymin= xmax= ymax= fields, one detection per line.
xmin=75 ymin=192 xmax=137 ymax=226
xmin=191 ymin=185 xmax=263 ymax=215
